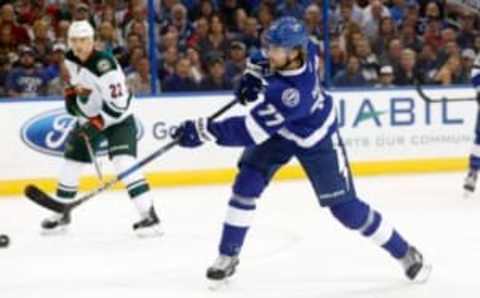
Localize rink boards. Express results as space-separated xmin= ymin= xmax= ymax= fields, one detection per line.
xmin=0 ymin=87 xmax=476 ymax=196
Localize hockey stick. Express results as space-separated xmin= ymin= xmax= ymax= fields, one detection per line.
xmin=415 ymin=81 xmax=476 ymax=103
xmin=25 ymin=98 xmax=238 ymax=213
xmin=82 ymin=135 xmax=104 ymax=182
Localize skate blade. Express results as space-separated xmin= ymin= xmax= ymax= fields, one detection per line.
xmin=463 ymin=189 xmax=474 ymax=199
xmin=134 ymin=225 xmax=164 ymax=238
xmin=40 ymin=226 xmax=69 ymax=236
xmin=412 ymin=263 xmax=432 ymax=284
xmin=208 ymin=278 xmax=230 ymax=291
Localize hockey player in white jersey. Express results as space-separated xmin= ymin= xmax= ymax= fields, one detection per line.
xmin=174 ymin=17 xmax=431 ymax=285
xmin=41 ymin=20 xmax=161 ymax=236
xmin=464 ymin=54 xmax=480 ymax=196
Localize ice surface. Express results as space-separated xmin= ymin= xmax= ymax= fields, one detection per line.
xmin=1 ymin=173 xmax=479 ymax=298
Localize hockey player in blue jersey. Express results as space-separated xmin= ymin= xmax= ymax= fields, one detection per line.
xmin=464 ymin=54 xmax=480 ymax=196
xmin=174 ymin=17 xmax=431 ymax=283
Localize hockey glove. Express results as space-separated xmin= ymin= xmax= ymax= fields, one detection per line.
xmin=235 ymin=71 xmax=264 ymax=105
xmin=64 ymin=86 xmax=80 ymax=116
xmin=78 ymin=115 xmax=104 ymax=141
xmin=173 ymin=118 xmax=214 ymax=148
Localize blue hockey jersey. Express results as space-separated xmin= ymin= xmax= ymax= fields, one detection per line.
xmin=209 ymin=41 xmax=336 ymax=148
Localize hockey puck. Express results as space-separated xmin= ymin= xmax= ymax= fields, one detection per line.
xmin=0 ymin=234 xmax=10 ymax=248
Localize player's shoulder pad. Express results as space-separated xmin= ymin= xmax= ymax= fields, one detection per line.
xmin=265 ymin=79 xmax=303 ymax=111
xmin=87 ymin=51 xmax=118 ymax=76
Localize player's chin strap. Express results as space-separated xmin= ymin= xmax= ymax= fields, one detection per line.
xmin=25 ymin=98 xmax=239 ymax=214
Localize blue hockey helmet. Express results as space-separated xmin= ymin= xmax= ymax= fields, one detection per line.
xmin=264 ymin=17 xmax=308 ymax=51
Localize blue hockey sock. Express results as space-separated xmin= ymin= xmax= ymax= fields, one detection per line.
xmin=219 ymin=195 xmax=256 ymax=256
xmin=330 ymin=199 xmax=409 ymax=259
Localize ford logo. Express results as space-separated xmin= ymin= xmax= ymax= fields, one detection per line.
xmin=21 ymin=109 xmax=144 ymax=157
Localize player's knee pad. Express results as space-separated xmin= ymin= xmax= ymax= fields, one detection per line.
xmin=232 ymin=165 xmax=267 ymax=198
xmin=329 ymin=199 xmax=370 ymax=230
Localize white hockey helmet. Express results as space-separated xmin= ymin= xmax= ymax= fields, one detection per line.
xmin=68 ymin=20 xmax=94 ymax=40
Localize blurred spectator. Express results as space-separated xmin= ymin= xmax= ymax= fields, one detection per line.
xmin=393 ymin=48 xmax=417 ymax=85
xmin=333 ymin=55 xmax=368 ymax=87
xmin=197 ymin=15 xmax=230 ymax=59
xmin=374 ymin=65 xmax=395 ymax=88
xmin=73 ymin=2 xmax=93 ymax=22
xmin=127 ymin=57 xmax=160 ymax=96
xmin=186 ymin=47 xmax=204 ymax=84
xmin=163 ymin=3 xmax=193 ymax=49
xmin=0 ymin=54 xmax=10 ymax=97
xmin=354 ymin=38 xmax=379 ymax=83
xmin=162 ymin=56 xmax=198 ymax=92
xmin=461 ymin=48 xmax=475 ymax=78
xmin=46 ymin=43 xmax=67 ymax=96
xmin=389 ymin=0 xmax=409 ymax=25
xmin=96 ymin=21 xmax=122 ymax=54
xmin=192 ymin=0 xmax=216 ymax=21
xmin=361 ymin=0 xmax=390 ymax=43
xmin=457 ymin=11 xmax=478 ymax=49
xmin=125 ymin=46 xmax=147 ymax=75
xmin=373 ymin=17 xmax=397 ymax=56
xmin=416 ymin=43 xmax=439 ymax=82
xmin=400 ymin=23 xmax=422 ymax=53
xmin=200 ymin=56 xmax=233 ymax=90
xmin=304 ymin=4 xmax=322 ymax=39
xmin=330 ymin=39 xmax=346 ymax=78
xmin=336 ymin=0 xmax=364 ymax=29
xmin=5 ymin=47 xmax=49 ymax=97
xmin=0 ymin=23 xmax=16 ymax=58
xmin=225 ymin=40 xmax=247 ymax=83
xmin=423 ymin=17 xmax=442 ymax=49
xmin=55 ymin=19 xmax=71 ymax=41
xmin=228 ymin=8 xmax=248 ymax=39
xmin=158 ymin=45 xmax=178 ymax=81
xmin=0 ymin=3 xmax=30 ymax=45
xmin=379 ymin=38 xmax=404 ymax=69
xmin=221 ymin=0 xmax=242 ymax=30
xmin=31 ymin=19 xmax=54 ymax=64
xmin=257 ymin=3 xmax=274 ymax=31
xmin=277 ymin=0 xmax=306 ymax=19
xmin=240 ymin=16 xmax=261 ymax=52
xmin=433 ymin=55 xmax=464 ymax=85
xmin=187 ymin=17 xmax=209 ymax=49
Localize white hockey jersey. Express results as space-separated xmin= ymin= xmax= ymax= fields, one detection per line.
xmin=63 ymin=49 xmax=133 ymax=128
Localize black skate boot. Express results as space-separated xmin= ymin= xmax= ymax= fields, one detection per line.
xmin=400 ymin=246 xmax=432 ymax=283
xmin=41 ymin=210 xmax=71 ymax=234
xmin=207 ymin=255 xmax=239 ymax=289
xmin=133 ymin=207 xmax=163 ymax=237
xmin=463 ymin=169 xmax=477 ymax=197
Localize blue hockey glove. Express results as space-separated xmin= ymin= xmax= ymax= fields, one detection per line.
xmin=173 ymin=118 xmax=214 ymax=148
xmin=235 ymin=71 xmax=264 ymax=105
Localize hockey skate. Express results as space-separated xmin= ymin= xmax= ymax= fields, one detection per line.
xmin=463 ymin=169 xmax=477 ymax=198
xmin=400 ymin=246 xmax=432 ymax=283
xmin=133 ymin=207 xmax=163 ymax=237
xmin=41 ymin=211 xmax=71 ymax=234
xmin=206 ymin=255 xmax=239 ymax=290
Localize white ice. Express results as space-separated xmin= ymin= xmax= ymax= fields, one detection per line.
xmin=1 ymin=173 xmax=479 ymax=298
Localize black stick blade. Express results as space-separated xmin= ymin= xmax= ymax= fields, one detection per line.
xmin=24 ymin=185 xmax=66 ymax=213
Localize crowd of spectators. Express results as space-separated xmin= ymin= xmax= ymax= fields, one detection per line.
xmin=0 ymin=0 xmax=479 ymax=98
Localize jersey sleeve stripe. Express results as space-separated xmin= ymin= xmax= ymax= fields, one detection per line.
xmin=102 ymin=101 xmax=123 ymax=118
xmin=277 ymin=107 xmax=336 ymax=148
xmin=245 ymin=114 xmax=270 ymax=144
